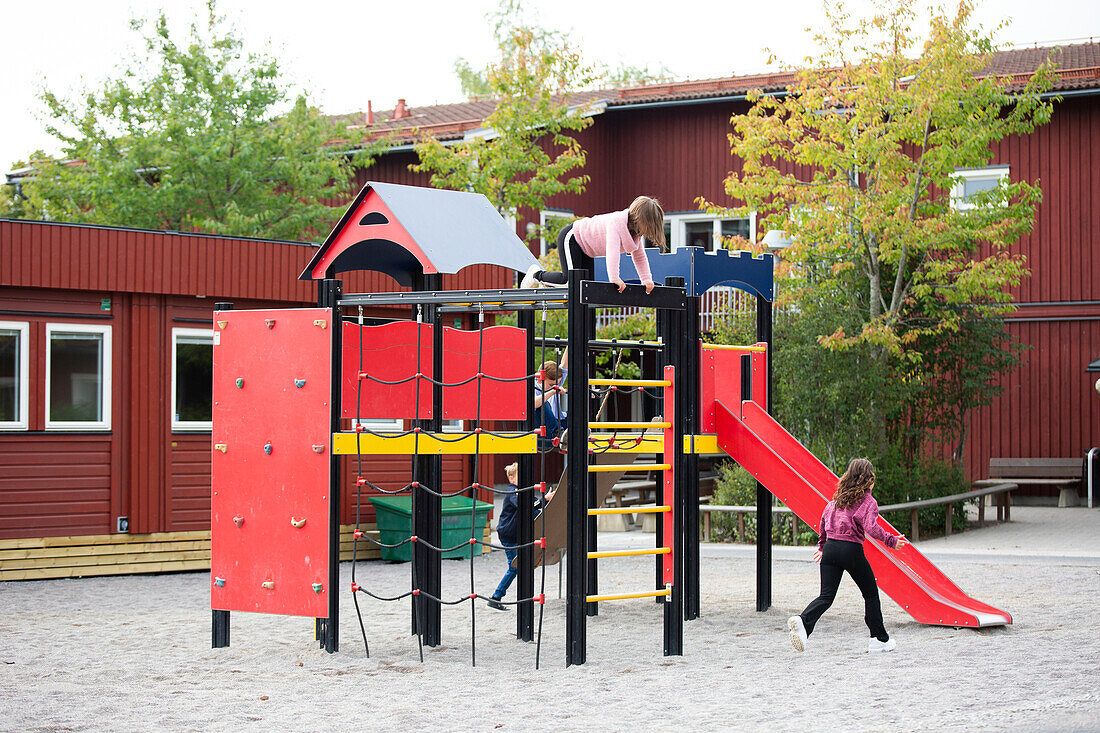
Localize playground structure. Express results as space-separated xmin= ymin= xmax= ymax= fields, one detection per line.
xmin=210 ymin=182 xmax=1011 ymax=668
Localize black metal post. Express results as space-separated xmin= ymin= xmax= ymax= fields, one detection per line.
xmin=211 ymin=304 xmax=232 ymax=649
xmin=754 ymin=294 xmax=774 ymax=612
xmin=410 ymin=273 xmax=444 ymax=646
xmin=318 ymin=278 xmax=342 ymax=652
xmin=664 ymin=277 xmax=686 ymax=656
xmin=684 ymin=294 xmax=701 ymax=621
xmin=565 ymin=268 xmax=590 ymax=666
xmin=516 ymin=309 xmax=536 ymax=642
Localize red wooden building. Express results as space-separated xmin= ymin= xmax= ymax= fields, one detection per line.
xmin=2 ymin=41 xmax=1098 ymax=578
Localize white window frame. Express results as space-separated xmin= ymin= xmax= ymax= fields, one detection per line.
xmin=951 ymin=166 xmax=1010 ymax=211
xmin=665 ymin=210 xmax=757 ymax=252
xmin=539 ymin=208 xmax=574 ymax=258
xmin=45 ymin=322 xmax=112 ymax=431
xmin=0 ymin=321 xmax=29 ymax=431
xmin=171 ymin=327 xmax=214 ymax=432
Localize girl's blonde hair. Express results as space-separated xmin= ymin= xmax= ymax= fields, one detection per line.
xmin=833 ymin=458 xmax=875 ymax=510
xmin=627 ymin=196 xmax=666 ymax=252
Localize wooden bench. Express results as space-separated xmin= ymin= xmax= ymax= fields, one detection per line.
xmin=981 ymin=458 xmax=1083 ymax=507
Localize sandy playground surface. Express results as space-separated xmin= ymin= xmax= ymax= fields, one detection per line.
xmin=1 ymin=543 xmax=1099 ymax=732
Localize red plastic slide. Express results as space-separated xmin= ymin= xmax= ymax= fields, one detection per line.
xmin=714 ymin=399 xmax=1011 ymax=627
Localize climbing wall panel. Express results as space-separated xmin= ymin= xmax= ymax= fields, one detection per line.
xmin=211 ymin=308 xmax=332 ymax=617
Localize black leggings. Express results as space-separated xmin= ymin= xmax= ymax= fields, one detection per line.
xmin=535 ymin=223 xmax=591 ymax=285
xmin=800 ymin=539 xmax=889 ymax=641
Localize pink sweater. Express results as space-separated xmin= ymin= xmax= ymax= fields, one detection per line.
xmin=572 ymin=210 xmax=654 ymax=284
xmin=817 ymin=492 xmax=899 ymax=551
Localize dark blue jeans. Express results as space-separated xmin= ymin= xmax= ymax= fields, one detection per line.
xmin=493 ymin=545 xmax=518 ymax=600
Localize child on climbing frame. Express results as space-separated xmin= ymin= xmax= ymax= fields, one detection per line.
xmin=788 ymin=457 xmax=910 ymax=653
xmin=488 ymin=462 xmax=555 ymax=611
xmin=534 ymin=348 xmax=568 ymax=451
xmin=522 ymin=196 xmax=666 ymax=293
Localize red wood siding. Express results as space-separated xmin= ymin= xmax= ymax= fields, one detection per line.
xmin=0 ymin=435 xmax=112 ymax=539
xmin=169 ymin=434 xmax=212 ymax=530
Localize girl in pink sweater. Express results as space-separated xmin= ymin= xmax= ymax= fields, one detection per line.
xmin=788 ymin=458 xmax=910 ymax=653
xmin=522 ymin=196 xmax=665 ymax=293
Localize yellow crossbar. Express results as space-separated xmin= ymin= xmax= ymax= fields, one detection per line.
xmin=701 ymin=342 xmax=767 ymax=352
xmin=589 ymin=378 xmax=672 ymax=387
xmin=586 ymin=589 xmax=671 ymax=602
xmin=588 ymin=421 xmax=670 ymax=430
xmin=588 ymin=505 xmax=670 ymax=515
xmin=587 ymin=434 xmax=663 ymax=454
xmin=587 ymin=463 xmax=671 ymax=473
xmin=332 ymin=431 xmax=537 ymax=456
xmin=587 ymin=547 xmax=670 ymax=559
xmin=684 ymin=434 xmax=720 ymax=454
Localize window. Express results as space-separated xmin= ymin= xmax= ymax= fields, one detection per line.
xmin=539 ymin=209 xmax=575 ymax=257
xmin=0 ymin=322 xmax=29 ymax=430
xmin=951 ymin=166 xmax=1009 ymax=211
xmin=45 ymin=323 xmax=111 ymax=430
xmin=665 ymin=211 xmax=756 ymax=252
xmin=172 ymin=328 xmax=213 ymax=431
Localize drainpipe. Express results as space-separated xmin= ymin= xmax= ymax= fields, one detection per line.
xmin=1088 ymin=448 xmax=1098 ymax=509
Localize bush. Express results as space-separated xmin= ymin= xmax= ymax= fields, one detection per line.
xmin=871 ymin=446 xmax=969 ymax=538
xmin=710 ymin=460 xmax=814 ymax=545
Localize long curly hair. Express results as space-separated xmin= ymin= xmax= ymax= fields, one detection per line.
xmin=833 ymin=458 xmax=876 ymax=510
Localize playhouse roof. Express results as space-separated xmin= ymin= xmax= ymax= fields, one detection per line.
xmin=299 ymin=182 xmax=539 ymax=285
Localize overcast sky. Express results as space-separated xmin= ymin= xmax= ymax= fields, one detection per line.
xmin=2 ymin=0 xmax=1098 ymax=176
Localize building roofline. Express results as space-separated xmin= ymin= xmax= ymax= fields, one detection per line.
xmin=0 ymin=217 xmax=319 ymax=248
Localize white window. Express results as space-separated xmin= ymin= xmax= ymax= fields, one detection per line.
xmin=665 ymin=211 xmax=757 ymax=252
xmin=0 ymin=321 xmax=29 ymax=430
xmin=539 ymin=209 xmax=575 ymax=258
xmin=951 ymin=166 xmax=1010 ymax=211
xmin=172 ymin=328 xmax=213 ymax=431
xmin=45 ymin=323 xmax=111 ymax=431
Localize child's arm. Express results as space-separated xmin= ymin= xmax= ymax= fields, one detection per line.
xmin=604 ymin=232 xmax=625 ymax=291
xmin=817 ymin=507 xmax=829 ymax=551
xmin=630 ymin=247 xmax=655 ymax=293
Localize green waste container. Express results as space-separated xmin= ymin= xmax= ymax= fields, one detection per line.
xmin=367 ymin=495 xmax=494 ymax=562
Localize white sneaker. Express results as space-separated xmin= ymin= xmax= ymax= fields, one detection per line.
xmin=868 ymin=637 xmax=896 ymax=653
xmin=520 ymin=264 xmax=543 ymax=289
xmin=788 ymin=616 xmax=807 ymax=652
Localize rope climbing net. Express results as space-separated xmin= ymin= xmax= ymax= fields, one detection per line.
xmin=347 ymin=302 xmax=557 ymax=668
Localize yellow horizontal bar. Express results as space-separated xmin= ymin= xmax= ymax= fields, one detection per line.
xmin=701 ymin=342 xmax=767 ymax=352
xmin=587 ymin=547 xmax=670 ymax=559
xmin=588 ymin=505 xmax=670 ymax=515
xmin=587 ymin=463 xmax=671 ymax=473
xmin=589 ymin=422 xmax=670 ymax=430
xmin=588 ymin=434 xmax=663 ymax=454
xmin=332 ymin=431 xmax=537 ymax=456
xmin=589 ymin=378 xmax=672 ymax=387
xmin=684 ymin=434 xmax=720 ymax=454
xmin=586 ymin=589 xmax=671 ymax=603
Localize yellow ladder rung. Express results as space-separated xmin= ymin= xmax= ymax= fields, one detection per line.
xmin=701 ymin=342 xmax=767 ymax=352
xmin=587 ymin=547 xmax=670 ymax=559
xmin=587 ymin=463 xmax=671 ymax=473
xmin=586 ymin=589 xmax=671 ymax=603
xmin=588 ymin=505 xmax=670 ymax=515
xmin=589 ymin=378 xmax=672 ymax=387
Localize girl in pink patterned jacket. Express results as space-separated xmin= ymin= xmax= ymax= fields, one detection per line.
xmin=522 ymin=196 xmax=665 ymax=293
xmin=788 ymin=458 xmax=910 ymax=654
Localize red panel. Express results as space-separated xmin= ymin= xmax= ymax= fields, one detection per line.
xmin=700 ymin=343 xmax=773 ymax=432
xmin=441 ymin=325 xmax=527 ymax=420
xmin=211 ymin=308 xmax=332 ymax=617
xmin=341 ymin=321 xmax=434 ymax=420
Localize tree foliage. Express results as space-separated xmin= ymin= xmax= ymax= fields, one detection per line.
xmin=704 ymin=0 xmax=1055 ymax=355
xmin=416 ymin=17 xmax=594 ymax=235
xmin=19 ymin=1 xmax=383 ymax=241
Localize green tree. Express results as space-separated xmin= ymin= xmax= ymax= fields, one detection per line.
xmin=416 ymin=19 xmax=594 ymax=234
xmin=705 ymin=0 xmax=1054 ymax=354
xmin=20 ymin=1 xmax=383 ymax=241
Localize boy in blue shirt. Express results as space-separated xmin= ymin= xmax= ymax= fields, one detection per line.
xmin=488 ymin=462 xmax=555 ymax=610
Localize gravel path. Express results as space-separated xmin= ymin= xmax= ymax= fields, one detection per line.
xmin=2 ymin=546 xmax=1098 ymax=731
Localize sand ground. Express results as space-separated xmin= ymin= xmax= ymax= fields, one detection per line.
xmin=2 ymin=527 xmax=1099 ymax=732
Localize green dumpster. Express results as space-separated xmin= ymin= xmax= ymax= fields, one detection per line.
xmin=367 ymin=495 xmax=494 ymax=562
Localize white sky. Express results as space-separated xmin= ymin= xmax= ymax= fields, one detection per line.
xmin=2 ymin=0 xmax=1098 ymax=176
